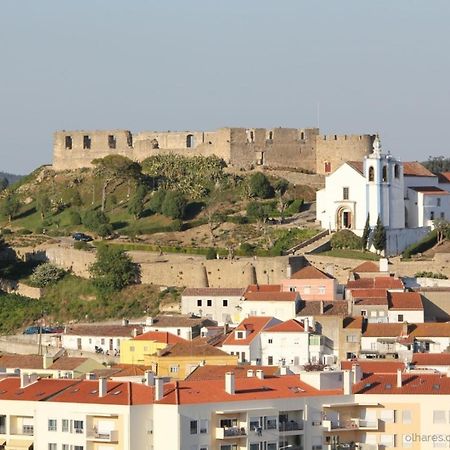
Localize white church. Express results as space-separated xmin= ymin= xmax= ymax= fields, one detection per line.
xmin=316 ymin=137 xmax=450 ymax=255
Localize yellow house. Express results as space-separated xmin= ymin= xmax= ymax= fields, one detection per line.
xmin=120 ymin=331 xmax=186 ymax=365
xmin=145 ymin=340 xmax=238 ymax=380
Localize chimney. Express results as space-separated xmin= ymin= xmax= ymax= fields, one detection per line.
xmin=379 ymin=258 xmax=388 ymax=272
xmin=247 ymin=369 xmax=254 ymax=378
xmin=225 ymin=372 xmax=235 ymax=395
xmin=347 ymin=299 xmax=353 ymax=315
xmin=286 ymin=264 xmax=292 ymax=279
xmin=343 ymin=370 xmax=352 ymax=395
xmin=85 ymin=372 xmax=96 ymax=380
xmin=132 ymin=328 xmax=139 ymax=338
xmin=320 ymin=301 xmax=324 ymax=315
xmin=352 ymin=364 xmax=363 ymax=383
xmin=303 ymin=318 xmax=309 ymax=333
xmin=279 ymin=366 xmax=288 ymax=376
xmin=144 ymin=370 xmax=155 ymax=386
xmin=396 ymin=369 xmax=402 ymax=388
xmin=43 ymin=354 xmax=53 ymax=370
xmin=154 ymin=377 xmax=165 ymax=401
xmin=146 ymin=316 xmax=154 ymax=326
xmin=121 ymin=318 xmax=129 ymax=326
xmin=20 ymin=372 xmax=38 ymax=389
xmin=256 ymin=369 xmax=264 ymax=380
xmin=99 ymin=377 xmax=107 ymax=397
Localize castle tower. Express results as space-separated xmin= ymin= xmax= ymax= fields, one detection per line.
xmin=363 ymin=137 xmax=405 ymax=229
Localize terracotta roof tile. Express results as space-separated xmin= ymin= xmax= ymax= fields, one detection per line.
xmin=158 ymin=340 xmax=232 ymax=357
xmin=403 ymin=162 xmax=435 ymax=177
xmin=298 ymin=300 xmax=349 ymax=316
xmin=412 ymin=353 xmax=450 ymax=366
xmin=409 ymin=186 xmax=450 ymax=195
xmin=264 ymin=319 xmax=306 ymax=333
xmin=185 ymin=365 xmax=279 ymax=381
xmin=222 ymin=317 xmax=278 ymax=346
xmin=438 ymin=172 xmax=450 ymax=183
xmin=182 ymin=287 xmax=245 ymax=296
xmin=409 ymin=323 xmax=450 ymax=337
xmin=132 ymin=331 xmax=186 ymax=344
xmin=347 ymin=161 xmax=364 ymax=175
xmin=0 ymin=378 xmax=80 ymax=401
xmin=354 ymin=297 xmax=388 ymax=306
xmin=388 ymin=292 xmax=423 ymax=310
xmin=92 ymin=364 xmax=150 ymax=378
xmin=352 ymin=261 xmax=381 ymax=273
xmin=362 ymin=323 xmax=406 ymax=337
xmin=343 ymin=316 xmax=364 ymax=330
xmin=245 ymin=284 xmax=282 ymax=293
xmin=347 ymin=277 xmax=404 ymax=290
xmin=0 ymin=355 xmax=44 ymax=370
xmin=341 ymin=360 xmax=404 ymax=373
xmin=290 ymin=265 xmax=334 ymax=280
xmin=244 ymin=291 xmax=298 ymax=302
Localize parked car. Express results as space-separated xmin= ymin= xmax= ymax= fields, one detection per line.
xmin=23 ymin=326 xmax=40 ymax=335
xmin=72 ymin=232 xmax=93 ymax=242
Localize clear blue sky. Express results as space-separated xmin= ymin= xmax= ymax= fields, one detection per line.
xmin=1 ymin=0 xmax=449 ymax=174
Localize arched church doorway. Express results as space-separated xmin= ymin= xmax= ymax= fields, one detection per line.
xmin=337 ymin=207 xmax=352 ymax=229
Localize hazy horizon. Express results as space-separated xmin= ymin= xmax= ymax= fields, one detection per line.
xmin=1 ymin=0 xmax=449 ymax=174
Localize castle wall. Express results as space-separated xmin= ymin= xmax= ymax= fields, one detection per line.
xmin=315 ymin=134 xmax=375 ymax=174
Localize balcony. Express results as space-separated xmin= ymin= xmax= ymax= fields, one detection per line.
xmin=325 ymin=444 xmax=380 ymax=450
xmin=279 ymin=420 xmax=304 ymax=433
xmin=87 ymin=429 xmax=119 ymax=442
xmin=215 ymin=426 xmax=247 ymax=439
xmin=323 ymin=418 xmax=379 ymax=432
xmin=21 ymin=425 xmax=34 ymax=436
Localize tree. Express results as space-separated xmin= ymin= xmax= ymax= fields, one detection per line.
xmin=68 ymin=211 xmax=82 ymax=225
xmin=90 ymin=245 xmax=138 ymax=294
xmin=422 ymin=156 xmax=450 ymax=173
xmin=29 ymin=263 xmax=66 ymax=287
xmin=92 ymin=155 xmax=142 ymax=211
xmin=361 ymin=214 xmax=370 ymax=250
xmin=248 ymin=172 xmax=274 ymax=199
xmin=373 ymin=215 xmax=386 ymax=254
xmin=36 ymin=194 xmax=51 ymax=219
xmin=148 ymin=190 xmax=166 ymax=214
xmin=274 ymin=179 xmax=289 ymax=223
xmin=71 ymin=189 xmax=83 ymax=207
xmin=83 ymin=210 xmax=112 ymax=236
xmin=246 ymin=201 xmax=273 ymax=246
xmin=161 ymin=191 xmax=186 ymax=219
xmin=128 ymin=184 xmax=147 ymax=219
xmin=434 ymin=219 xmax=449 ymax=245
xmin=1 ymin=193 xmax=20 ymax=222
xmin=0 ymin=177 xmax=9 ymax=192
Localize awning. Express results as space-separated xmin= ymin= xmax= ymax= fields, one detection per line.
xmin=5 ymin=439 xmax=33 ymax=450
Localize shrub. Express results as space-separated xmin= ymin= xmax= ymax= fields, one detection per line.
xmin=1 ymin=228 xmax=12 ymax=235
xmin=286 ymin=199 xmax=304 ymax=214
xmin=170 ymin=219 xmax=184 ymax=232
xmin=74 ymin=241 xmax=90 ymax=251
xmin=148 ymin=190 xmax=166 ymax=213
xmin=402 ymin=230 xmax=437 ymax=258
xmin=161 ymin=191 xmax=186 ymax=219
xmin=414 ymin=271 xmax=448 ymax=280
xmin=83 ymin=210 xmax=112 ymax=236
xmin=248 ymin=172 xmax=274 ymax=199
xmin=68 ymin=211 xmax=82 ymax=226
xmin=331 ymin=230 xmax=362 ymax=250
xmin=29 ymin=263 xmax=66 ymax=287
xmin=205 ymin=247 xmax=217 ymax=260
xmin=239 ymin=243 xmax=256 ymax=256
xmin=16 ymin=228 xmax=32 ymax=235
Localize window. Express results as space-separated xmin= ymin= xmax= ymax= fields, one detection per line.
xmin=108 ymin=135 xmax=116 ymax=149
xmin=64 ymin=136 xmax=72 ymax=150
xmin=380 ymin=409 xmax=395 ymax=423
xmin=223 ymin=299 xmax=228 ymax=307
xmin=318 ymin=286 xmax=326 ymax=295
xmin=237 ymin=331 xmax=244 ymax=339
xmin=250 ymin=444 xmax=260 ymax=450
xmin=267 ymin=444 xmax=277 ymax=450
xmin=441 ymin=212 xmax=445 ymax=219
xmin=361 ymin=310 xmax=367 ymax=317
xmin=394 ymin=164 xmax=400 ymax=178
xmin=83 ymin=135 xmax=91 ymax=149
xmin=129 ymin=346 xmax=135 ymax=352
xmin=289 ymin=286 xmax=296 ymax=292
xmin=74 ymin=420 xmax=84 ymax=434
xmin=197 ymin=299 xmax=202 ymax=307
xmin=343 ymin=187 xmax=349 ymax=200
xmin=398 ymin=314 xmax=404 ymax=322
xmin=324 ymin=161 xmax=331 ymax=173
xmin=268 ymin=131 xmax=273 ymax=140
xmin=190 ymin=420 xmax=198 ymax=434
xmin=62 ymin=445 xmax=70 ymax=450
xmin=382 ymin=165 xmax=388 ymax=182
xmin=74 ymin=447 xmax=84 ymax=450
xmin=402 ymin=410 xmax=412 ymax=424
xmin=430 ymin=211 xmax=435 ymax=220
xmin=62 ymin=419 xmax=69 ymax=432
xmin=170 ymin=365 xmax=179 ymax=373
xmin=433 ymin=410 xmax=446 ymax=424
xmin=268 ymin=356 xmax=273 ymax=365
xmin=265 ymin=416 xmax=277 ymax=429
xmin=437 ymin=198 xmax=441 ymax=207
xmin=48 ymin=444 xmax=57 ymax=450
xmin=177 ymin=329 xmax=181 ymax=336
xmin=207 ymin=299 xmax=212 ymax=307
xmin=101 ymin=338 xmax=105 ymax=345
xmin=268 ymin=338 xmax=273 ymax=344
xmin=48 ymin=419 xmax=57 ymax=431
xmin=250 ymin=131 xmax=254 ymax=142
xmin=199 ymin=419 xmax=208 ymax=434
xmin=368 ymin=166 xmax=375 ymax=181
xmin=346 ymin=334 xmax=358 ymax=343
xmin=186 ymin=134 xmax=195 ymax=148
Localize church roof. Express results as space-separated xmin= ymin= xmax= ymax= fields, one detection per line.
xmin=403 ymin=162 xmax=435 ymax=177
xmin=409 ymin=186 xmax=450 ymax=195
xmin=346 ymin=161 xmax=364 ymax=175
xmin=438 ymin=172 xmax=450 ymax=183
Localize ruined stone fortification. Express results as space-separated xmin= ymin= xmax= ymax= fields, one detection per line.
xmin=53 ymin=127 xmax=375 ymax=174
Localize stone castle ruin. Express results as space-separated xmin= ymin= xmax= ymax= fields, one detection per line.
xmin=53 ymin=127 xmax=375 ymax=174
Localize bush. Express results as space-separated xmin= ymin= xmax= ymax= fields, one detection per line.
xmin=239 ymin=243 xmax=256 ymax=256
xmin=161 ymin=191 xmax=186 ymax=219
xmin=414 ymin=271 xmax=448 ymax=279
xmin=148 ymin=190 xmax=167 ymax=213
xmin=1 ymin=228 xmax=12 ymax=235
xmin=74 ymin=241 xmax=90 ymax=251
xmin=29 ymin=263 xmax=66 ymax=287
xmin=16 ymin=228 xmax=32 ymax=235
xmin=205 ymin=247 xmax=217 ymax=260
xmin=68 ymin=211 xmax=82 ymax=226
xmin=170 ymin=219 xmax=184 ymax=232
xmin=402 ymin=230 xmax=437 ymax=258
xmin=331 ymin=230 xmax=362 ymax=249
xmin=83 ymin=210 xmax=112 ymax=236
xmin=248 ymin=173 xmax=274 ymax=199
xmin=286 ymin=199 xmax=304 ymax=214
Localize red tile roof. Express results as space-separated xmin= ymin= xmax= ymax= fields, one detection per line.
xmin=343 ymin=316 xmax=364 ymax=330
xmin=352 ymin=261 xmax=380 ymax=273
xmin=388 ymin=292 xmax=423 ymax=310
xmin=0 ymin=355 xmax=93 ymax=371
xmin=347 ymin=161 xmax=364 ymax=175
xmin=409 ymin=186 xmax=450 ymax=195
xmin=438 ymin=172 xmax=450 ymax=183
xmin=222 ymin=317 xmax=277 ymax=346
xmin=353 ymin=373 xmax=450 ymax=394
xmin=185 ymin=365 xmax=279 ymax=381
xmin=409 ymin=323 xmax=450 ymax=337
xmin=403 ymin=162 xmax=435 ymax=177
xmin=348 ymin=288 xmax=389 ymax=299
xmin=362 ymin=323 xmax=406 ymax=337
xmin=354 ymin=297 xmax=388 ymax=306
xmin=157 ymin=374 xmax=342 ymax=405
xmin=132 ymin=331 xmax=186 ymax=344
xmin=49 ymin=357 xmax=93 ymax=371
xmin=245 ymin=284 xmax=282 ymax=293
xmin=412 ymin=353 xmax=450 ymax=366
xmin=158 ymin=340 xmax=233 ymax=358
xmin=244 ymin=291 xmax=298 ymax=302
xmin=264 ymin=319 xmax=306 ymax=333
xmin=299 ymin=300 xmax=349 ymax=316
xmin=93 ymin=364 xmax=150 ymax=378
xmin=290 ymin=265 xmax=334 ymax=280
xmin=182 ymin=287 xmax=245 ymax=296
xmin=347 ymin=277 xmax=404 ymax=290
xmin=0 ymin=378 xmax=79 ymax=401
xmin=341 ymin=360 xmax=404 ymax=373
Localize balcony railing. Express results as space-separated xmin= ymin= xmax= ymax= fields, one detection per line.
xmin=279 ymin=420 xmax=304 ymax=432
xmin=21 ymin=425 xmax=34 ymax=435
xmin=216 ymin=426 xmax=247 ymax=439
xmin=87 ymin=429 xmax=119 ymax=442
xmin=323 ymin=418 xmax=378 ymax=432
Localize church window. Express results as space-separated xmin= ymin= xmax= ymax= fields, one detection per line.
xmin=300 ymin=131 xmax=305 ymax=140
xmin=268 ymin=131 xmax=273 ymax=140
xmin=324 ymin=161 xmax=331 ymax=173
xmin=368 ymin=166 xmax=375 ymax=181
xmin=394 ymin=164 xmax=400 ymax=178
xmin=343 ymin=187 xmax=349 ymax=200
xmin=382 ymin=165 xmax=388 ymax=182
xmin=65 ymin=136 xmax=72 ymax=150
xmin=186 ymin=134 xmax=195 ymax=148
xmin=437 ymin=198 xmax=441 ymax=207
xmin=108 ymin=135 xmax=116 ymax=149
xmin=83 ymin=135 xmax=91 ymax=150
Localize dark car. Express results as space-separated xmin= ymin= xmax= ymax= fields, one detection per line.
xmin=23 ymin=326 xmax=40 ymax=334
xmin=72 ymin=232 xmax=93 ymax=242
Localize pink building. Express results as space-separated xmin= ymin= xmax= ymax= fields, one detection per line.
xmin=281 ymin=265 xmax=338 ymax=301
